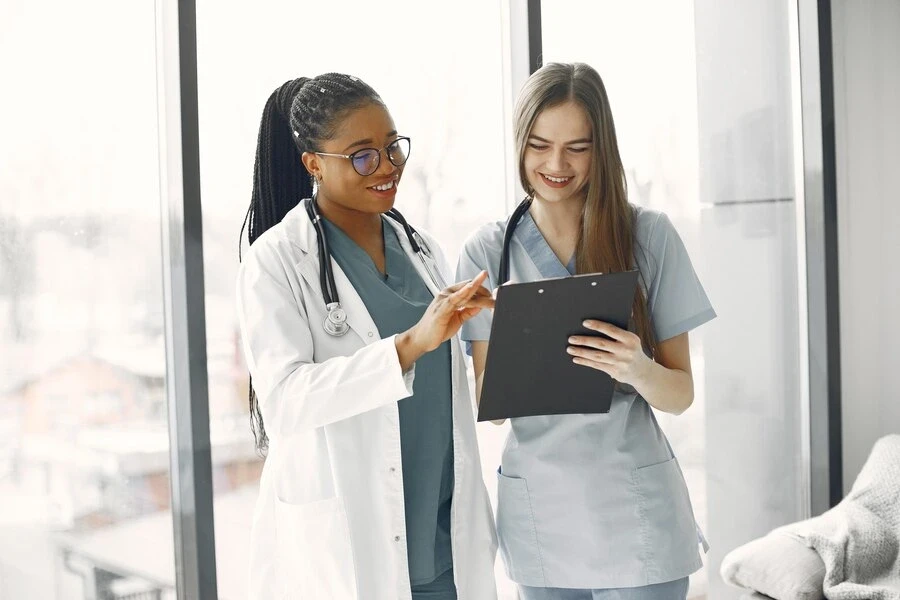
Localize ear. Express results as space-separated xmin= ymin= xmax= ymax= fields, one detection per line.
xmin=301 ymin=152 xmax=321 ymax=180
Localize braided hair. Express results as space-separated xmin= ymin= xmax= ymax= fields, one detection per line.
xmin=240 ymin=73 xmax=384 ymax=452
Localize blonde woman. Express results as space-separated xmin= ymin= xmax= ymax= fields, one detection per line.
xmin=457 ymin=62 xmax=715 ymax=600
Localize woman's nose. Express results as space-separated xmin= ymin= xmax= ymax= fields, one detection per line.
xmin=374 ymin=148 xmax=398 ymax=176
xmin=547 ymin=148 xmax=567 ymax=172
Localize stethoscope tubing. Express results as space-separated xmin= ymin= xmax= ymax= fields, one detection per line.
xmin=305 ymin=197 xmax=445 ymax=336
xmin=499 ymin=197 xmax=533 ymax=285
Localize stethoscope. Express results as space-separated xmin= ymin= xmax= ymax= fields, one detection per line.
xmin=305 ymin=196 xmax=446 ymax=337
xmin=499 ymin=197 xmax=534 ymax=285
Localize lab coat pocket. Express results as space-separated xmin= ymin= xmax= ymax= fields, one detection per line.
xmin=496 ymin=471 xmax=545 ymax=585
xmin=274 ymin=496 xmax=358 ymax=600
xmin=633 ymin=457 xmax=702 ymax=579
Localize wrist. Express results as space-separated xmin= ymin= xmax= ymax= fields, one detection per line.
xmin=396 ymin=329 xmax=427 ymax=368
xmin=631 ymin=354 xmax=656 ymax=389
xmin=405 ymin=326 xmax=432 ymax=354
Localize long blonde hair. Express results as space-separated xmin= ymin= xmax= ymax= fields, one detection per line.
xmin=514 ymin=62 xmax=657 ymax=357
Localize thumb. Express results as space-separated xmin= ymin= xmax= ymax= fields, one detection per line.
xmin=460 ymin=307 xmax=482 ymax=321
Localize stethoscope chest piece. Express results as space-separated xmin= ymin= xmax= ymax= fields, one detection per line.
xmin=323 ymin=302 xmax=350 ymax=337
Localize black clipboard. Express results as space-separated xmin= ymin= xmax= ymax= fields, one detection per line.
xmin=477 ymin=270 xmax=640 ymax=421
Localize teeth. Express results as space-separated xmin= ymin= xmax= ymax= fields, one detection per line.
xmin=544 ymin=174 xmax=571 ymax=183
xmin=372 ymin=180 xmax=395 ymax=191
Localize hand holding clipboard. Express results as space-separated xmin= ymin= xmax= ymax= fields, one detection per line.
xmin=477 ymin=270 xmax=639 ymax=422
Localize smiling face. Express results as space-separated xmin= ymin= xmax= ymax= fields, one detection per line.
xmin=522 ymin=100 xmax=594 ymax=208
xmin=301 ymin=101 xmax=404 ymax=216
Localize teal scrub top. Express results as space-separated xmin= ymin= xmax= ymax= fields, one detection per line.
xmin=323 ymin=218 xmax=455 ymax=589
xmin=456 ymin=206 xmax=715 ymax=588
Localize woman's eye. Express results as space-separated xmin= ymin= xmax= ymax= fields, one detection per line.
xmin=568 ymin=147 xmax=589 ymax=154
xmin=528 ymin=144 xmax=549 ymax=151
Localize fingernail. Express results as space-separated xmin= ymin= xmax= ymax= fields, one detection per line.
xmin=568 ymin=337 xmax=576 ymax=343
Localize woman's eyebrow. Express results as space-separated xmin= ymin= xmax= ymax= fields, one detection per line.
xmin=342 ymin=138 xmax=374 ymax=152
xmin=529 ymin=134 xmax=592 ymax=144
xmin=342 ymin=130 xmax=399 ymax=152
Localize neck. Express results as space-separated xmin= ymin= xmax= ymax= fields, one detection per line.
xmin=527 ymin=195 xmax=584 ymax=269
xmin=529 ymin=195 xmax=584 ymax=238
xmin=315 ymin=194 xmax=383 ymax=245
xmin=314 ymin=192 xmax=387 ymax=274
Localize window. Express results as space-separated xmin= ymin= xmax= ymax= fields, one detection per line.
xmin=0 ymin=1 xmax=175 ymax=598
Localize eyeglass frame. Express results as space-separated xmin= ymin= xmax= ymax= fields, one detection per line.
xmin=314 ymin=136 xmax=411 ymax=176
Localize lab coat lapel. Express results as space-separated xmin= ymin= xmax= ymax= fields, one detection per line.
xmin=290 ymin=201 xmax=382 ymax=344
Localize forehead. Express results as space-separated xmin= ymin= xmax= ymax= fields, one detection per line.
xmin=329 ymin=102 xmax=396 ymax=143
xmin=530 ymin=100 xmax=591 ymax=140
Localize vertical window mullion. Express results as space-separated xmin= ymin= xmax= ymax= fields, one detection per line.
xmin=797 ymin=0 xmax=843 ymax=515
xmin=155 ymin=0 xmax=218 ymax=597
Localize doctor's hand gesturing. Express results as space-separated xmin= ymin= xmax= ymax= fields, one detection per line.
xmin=395 ymin=270 xmax=494 ymax=371
xmin=566 ymin=320 xmax=653 ymax=388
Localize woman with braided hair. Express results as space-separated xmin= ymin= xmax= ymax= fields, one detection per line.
xmin=237 ymin=74 xmax=498 ymax=599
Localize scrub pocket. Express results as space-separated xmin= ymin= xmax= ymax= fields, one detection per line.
xmin=496 ymin=470 xmax=545 ymax=585
xmin=274 ymin=495 xmax=358 ymax=599
xmin=632 ymin=457 xmax=701 ymax=580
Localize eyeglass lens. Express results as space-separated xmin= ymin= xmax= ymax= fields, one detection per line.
xmin=350 ymin=138 xmax=410 ymax=176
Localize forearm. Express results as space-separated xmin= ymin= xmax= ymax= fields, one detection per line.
xmin=475 ymin=369 xmax=484 ymax=404
xmin=255 ymin=336 xmax=417 ymax=433
xmin=632 ymin=360 xmax=694 ymax=415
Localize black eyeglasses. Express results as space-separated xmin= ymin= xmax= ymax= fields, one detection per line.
xmin=315 ymin=136 xmax=411 ymax=176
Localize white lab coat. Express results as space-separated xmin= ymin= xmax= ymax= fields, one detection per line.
xmin=236 ymin=200 xmax=498 ymax=600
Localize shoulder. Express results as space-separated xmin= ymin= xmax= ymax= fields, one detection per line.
xmin=239 ymin=209 xmax=309 ymax=284
xmin=631 ymin=204 xmax=673 ymax=247
xmin=460 ymin=218 xmax=507 ymax=260
xmin=242 ymin=221 xmax=292 ymax=269
xmin=408 ymin=224 xmax=441 ymax=254
xmin=409 ymin=224 xmax=449 ymax=267
xmin=630 ymin=205 xmax=684 ymax=285
xmin=388 ymin=219 xmax=444 ymax=261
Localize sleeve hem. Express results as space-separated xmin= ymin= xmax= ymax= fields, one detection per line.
xmin=655 ymin=307 xmax=717 ymax=343
xmin=385 ymin=334 xmax=416 ymax=397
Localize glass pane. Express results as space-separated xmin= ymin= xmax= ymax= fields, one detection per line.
xmin=0 ymin=1 xmax=176 ymax=598
xmin=541 ymin=1 xmax=806 ymax=598
xmin=196 ymin=1 xmax=508 ymax=597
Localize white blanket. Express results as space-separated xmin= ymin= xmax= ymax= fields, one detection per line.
xmin=780 ymin=434 xmax=900 ymax=600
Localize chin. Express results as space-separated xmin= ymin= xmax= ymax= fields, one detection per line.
xmin=367 ymin=197 xmax=396 ymax=214
xmin=536 ymin=190 xmax=578 ymax=204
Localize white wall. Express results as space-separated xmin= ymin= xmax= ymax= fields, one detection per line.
xmin=832 ymin=0 xmax=900 ymax=494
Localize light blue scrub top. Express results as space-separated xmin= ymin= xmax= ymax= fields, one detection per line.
xmin=323 ymin=218 xmax=456 ymax=591
xmin=456 ymin=206 xmax=716 ymax=589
